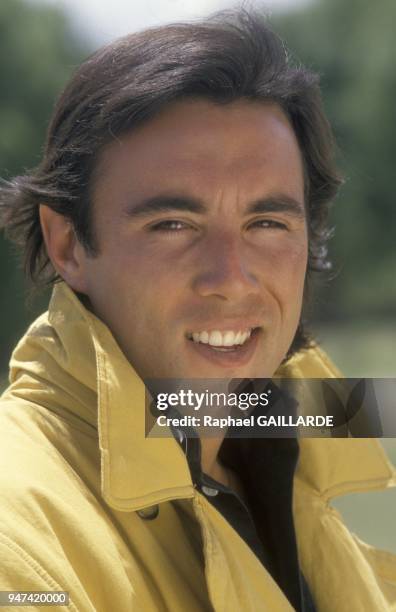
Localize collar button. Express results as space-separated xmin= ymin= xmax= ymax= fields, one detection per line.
xmin=201 ymin=485 xmax=219 ymax=497
xmin=137 ymin=505 xmax=159 ymax=520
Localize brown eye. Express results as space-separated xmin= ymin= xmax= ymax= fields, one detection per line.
xmin=150 ymin=220 xmax=189 ymax=232
xmin=250 ymin=219 xmax=287 ymax=230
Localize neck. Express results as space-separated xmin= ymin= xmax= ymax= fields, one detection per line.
xmin=200 ymin=433 xmax=247 ymax=504
xmin=200 ymin=434 xmax=229 ymax=485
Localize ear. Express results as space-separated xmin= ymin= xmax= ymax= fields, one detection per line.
xmin=39 ymin=204 xmax=89 ymax=294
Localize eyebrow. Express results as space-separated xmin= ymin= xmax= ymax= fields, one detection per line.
xmin=122 ymin=196 xmax=206 ymax=218
xmin=246 ymin=196 xmax=305 ymax=219
xmin=122 ymin=193 xmax=305 ymax=220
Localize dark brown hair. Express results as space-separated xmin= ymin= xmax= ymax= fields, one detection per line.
xmin=0 ymin=9 xmax=342 ymax=357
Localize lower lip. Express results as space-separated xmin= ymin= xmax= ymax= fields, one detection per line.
xmin=186 ymin=328 xmax=261 ymax=368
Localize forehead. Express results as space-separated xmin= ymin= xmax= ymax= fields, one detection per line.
xmin=93 ymin=98 xmax=305 ymax=205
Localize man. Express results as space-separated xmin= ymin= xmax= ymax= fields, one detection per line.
xmin=0 ymin=10 xmax=395 ymax=612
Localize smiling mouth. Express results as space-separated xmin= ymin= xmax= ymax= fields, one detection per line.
xmin=186 ymin=327 xmax=261 ymax=352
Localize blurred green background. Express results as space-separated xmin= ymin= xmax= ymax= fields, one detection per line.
xmin=0 ymin=0 xmax=395 ymax=550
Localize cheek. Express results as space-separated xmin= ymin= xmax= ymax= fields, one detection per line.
xmin=99 ymin=240 xmax=188 ymax=321
xmin=284 ymin=241 xmax=308 ymax=289
xmin=256 ymin=237 xmax=308 ymax=288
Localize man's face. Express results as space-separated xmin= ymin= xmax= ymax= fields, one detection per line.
xmin=79 ymin=99 xmax=308 ymax=380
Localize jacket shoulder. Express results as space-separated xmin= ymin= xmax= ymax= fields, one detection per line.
xmin=0 ymin=396 xmax=105 ymax=610
xmin=0 ymin=531 xmax=79 ymax=611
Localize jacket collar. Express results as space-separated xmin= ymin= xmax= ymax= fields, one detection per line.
xmin=7 ymin=281 xmax=396 ymax=510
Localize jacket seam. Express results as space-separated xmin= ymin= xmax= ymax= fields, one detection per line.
xmin=321 ymin=475 xmax=396 ymax=501
xmin=2 ymin=393 xmax=98 ymax=440
xmin=106 ymin=488 xmax=196 ymax=511
xmin=295 ymin=473 xmax=396 ymax=503
xmin=0 ymin=531 xmax=78 ymax=612
xmin=193 ymin=494 xmax=227 ymax=612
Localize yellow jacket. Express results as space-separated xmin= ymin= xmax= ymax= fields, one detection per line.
xmin=1 ymin=281 xmax=395 ymax=611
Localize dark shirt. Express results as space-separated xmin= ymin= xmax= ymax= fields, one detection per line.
xmin=172 ymin=428 xmax=317 ymax=612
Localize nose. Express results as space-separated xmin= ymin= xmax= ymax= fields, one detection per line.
xmin=192 ymin=231 xmax=260 ymax=301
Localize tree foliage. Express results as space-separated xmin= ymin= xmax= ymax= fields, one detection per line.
xmin=273 ymin=0 xmax=396 ymax=318
xmin=0 ymin=0 xmax=90 ymax=371
xmin=1 ymin=0 xmax=394 ymax=373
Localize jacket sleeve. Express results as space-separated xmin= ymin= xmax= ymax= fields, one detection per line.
xmin=0 ymin=532 xmax=78 ymax=611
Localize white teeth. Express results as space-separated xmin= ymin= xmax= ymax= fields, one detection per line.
xmin=239 ymin=331 xmax=248 ymax=345
xmin=190 ymin=329 xmax=255 ymax=347
xmin=208 ymin=331 xmax=223 ymax=346
xmin=239 ymin=329 xmax=252 ymax=345
xmin=223 ymin=331 xmax=236 ymax=347
xmin=200 ymin=331 xmax=209 ymax=344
